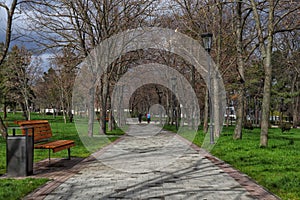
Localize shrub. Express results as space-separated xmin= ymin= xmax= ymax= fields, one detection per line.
xmin=280 ymin=123 xmax=292 ymax=133
xmin=244 ymin=121 xmax=253 ymax=130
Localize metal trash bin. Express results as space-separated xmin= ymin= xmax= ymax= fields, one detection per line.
xmin=6 ymin=127 xmax=34 ymax=177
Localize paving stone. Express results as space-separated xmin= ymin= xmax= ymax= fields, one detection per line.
xmin=24 ymin=125 xmax=280 ymax=200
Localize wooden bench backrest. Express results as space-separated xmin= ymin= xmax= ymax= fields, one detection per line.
xmin=15 ymin=120 xmax=52 ymax=143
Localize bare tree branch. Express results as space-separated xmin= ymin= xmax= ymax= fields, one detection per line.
xmin=0 ymin=0 xmax=18 ymax=66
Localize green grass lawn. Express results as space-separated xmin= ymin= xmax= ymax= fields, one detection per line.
xmin=0 ymin=178 xmax=49 ymax=200
xmin=1 ymin=115 xmax=299 ymax=200
xmin=0 ymin=112 xmax=124 ymax=200
xmin=175 ymin=125 xmax=300 ymax=200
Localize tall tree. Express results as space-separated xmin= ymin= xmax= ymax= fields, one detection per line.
xmin=34 ymin=67 xmax=60 ymax=115
xmin=249 ymin=0 xmax=300 ymax=147
xmin=3 ymin=45 xmax=40 ymax=120
xmin=233 ymin=0 xmax=246 ymax=139
xmin=250 ymin=0 xmax=275 ymax=147
xmin=50 ymin=47 xmax=79 ymax=123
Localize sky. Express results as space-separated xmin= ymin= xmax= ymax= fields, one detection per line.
xmin=0 ymin=4 xmax=7 ymax=42
xmin=0 ymin=3 xmax=36 ymax=48
xmin=0 ymin=0 xmax=52 ymax=70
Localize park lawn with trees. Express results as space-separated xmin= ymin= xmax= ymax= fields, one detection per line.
xmin=0 ymin=112 xmax=124 ymax=200
xmin=0 ymin=1 xmax=299 ymax=200
xmin=171 ymin=125 xmax=300 ymax=200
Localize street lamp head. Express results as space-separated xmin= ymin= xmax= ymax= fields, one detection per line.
xmin=201 ymin=33 xmax=213 ymax=53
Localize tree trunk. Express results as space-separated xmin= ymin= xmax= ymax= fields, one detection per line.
xmin=213 ymin=78 xmax=220 ymax=137
xmin=250 ymin=0 xmax=275 ymax=147
xmin=234 ymin=89 xmax=244 ymax=139
xmin=0 ymin=116 xmax=7 ymax=139
xmin=213 ymin=2 xmax=223 ymax=138
xmin=21 ymin=103 xmax=28 ymax=120
xmin=3 ymin=103 xmax=7 ymax=119
xmin=88 ymin=87 xmax=95 ymax=137
xmin=260 ymin=81 xmax=271 ymax=146
xmin=24 ymin=96 xmax=31 ymax=120
xmin=108 ymin=96 xmax=114 ymax=131
xmin=233 ymin=0 xmax=245 ymax=140
xmin=293 ymin=97 xmax=299 ymax=128
xmin=109 ymin=111 xmax=115 ymax=131
xmin=166 ymin=92 xmax=171 ymax=125
xmin=100 ymin=76 xmax=110 ymax=134
xmin=292 ymin=74 xmax=298 ymax=127
xmin=60 ymin=91 xmax=66 ymax=124
xmin=101 ymin=106 xmax=107 ymax=134
xmin=69 ymin=110 xmax=73 ymax=123
xmin=260 ymin=0 xmax=275 ymax=147
xmin=260 ymin=53 xmax=272 ymax=147
xmin=226 ymin=97 xmax=230 ymax=127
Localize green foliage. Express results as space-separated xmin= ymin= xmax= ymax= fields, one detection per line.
xmin=271 ymin=50 xmax=300 ymax=118
xmin=245 ymin=61 xmax=264 ymax=98
xmin=0 ymin=178 xmax=49 ymax=200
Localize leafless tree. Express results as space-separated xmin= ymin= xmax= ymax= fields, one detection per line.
xmin=3 ymin=45 xmax=42 ymax=120
xmin=50 ymin=47 xmax=79 ymax=123
xmin=249 ymin=0 xmax=300 ymax=147
xmin=23 ymin=0 xmax=158 ymax=135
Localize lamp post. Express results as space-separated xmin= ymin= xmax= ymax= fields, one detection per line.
xmin=201 ymin=33 xmax=214 ymax=144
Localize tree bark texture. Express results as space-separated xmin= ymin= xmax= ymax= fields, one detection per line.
xmin=234 ymin=0 xmax=245 ymax=140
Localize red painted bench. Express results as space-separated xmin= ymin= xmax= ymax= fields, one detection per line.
xmin=15 ymin=120 xmax=75 ymax=161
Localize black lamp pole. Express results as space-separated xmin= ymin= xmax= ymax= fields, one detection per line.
xmin=201 ymin=33 xmax=214 ymax=144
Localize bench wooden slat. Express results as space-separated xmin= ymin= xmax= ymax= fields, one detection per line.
xmin=14 ymin=120 xmax=75 ymax=161
xmin=16 ymin=120 xmax=53 ymax=142
xmin=35 ymin=140 xmax=75 ymax=150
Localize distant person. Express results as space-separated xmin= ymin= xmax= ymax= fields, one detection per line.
xmin=147 ymin=113 xmax=151 ymax=124
xmin=138 ymin=113 xmax=142 ymax=123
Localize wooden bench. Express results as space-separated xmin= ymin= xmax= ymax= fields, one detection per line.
xmin=15 ymin=120 xmax=75 ymax=161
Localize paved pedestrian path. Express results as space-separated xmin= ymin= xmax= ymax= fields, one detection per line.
xmin=26 ymin=124 xmax=280 ymax=200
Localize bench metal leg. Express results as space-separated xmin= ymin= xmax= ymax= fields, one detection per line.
xmin=67 ymin=148 xmax=71 ymax=160
xmin=48 ymin=149 xmax=51 ymax=164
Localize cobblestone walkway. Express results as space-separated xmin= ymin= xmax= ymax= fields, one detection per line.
xmin=25 ymin=124 xmax=280 ymax=200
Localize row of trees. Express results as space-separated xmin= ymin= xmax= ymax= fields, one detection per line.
xmin=0 ymin=44 xmax=78 ymax=123
xmin=0 ymin=44 xmax=40 ymax=120
xmin=0 ymin=0 xmax=299 ymax=147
